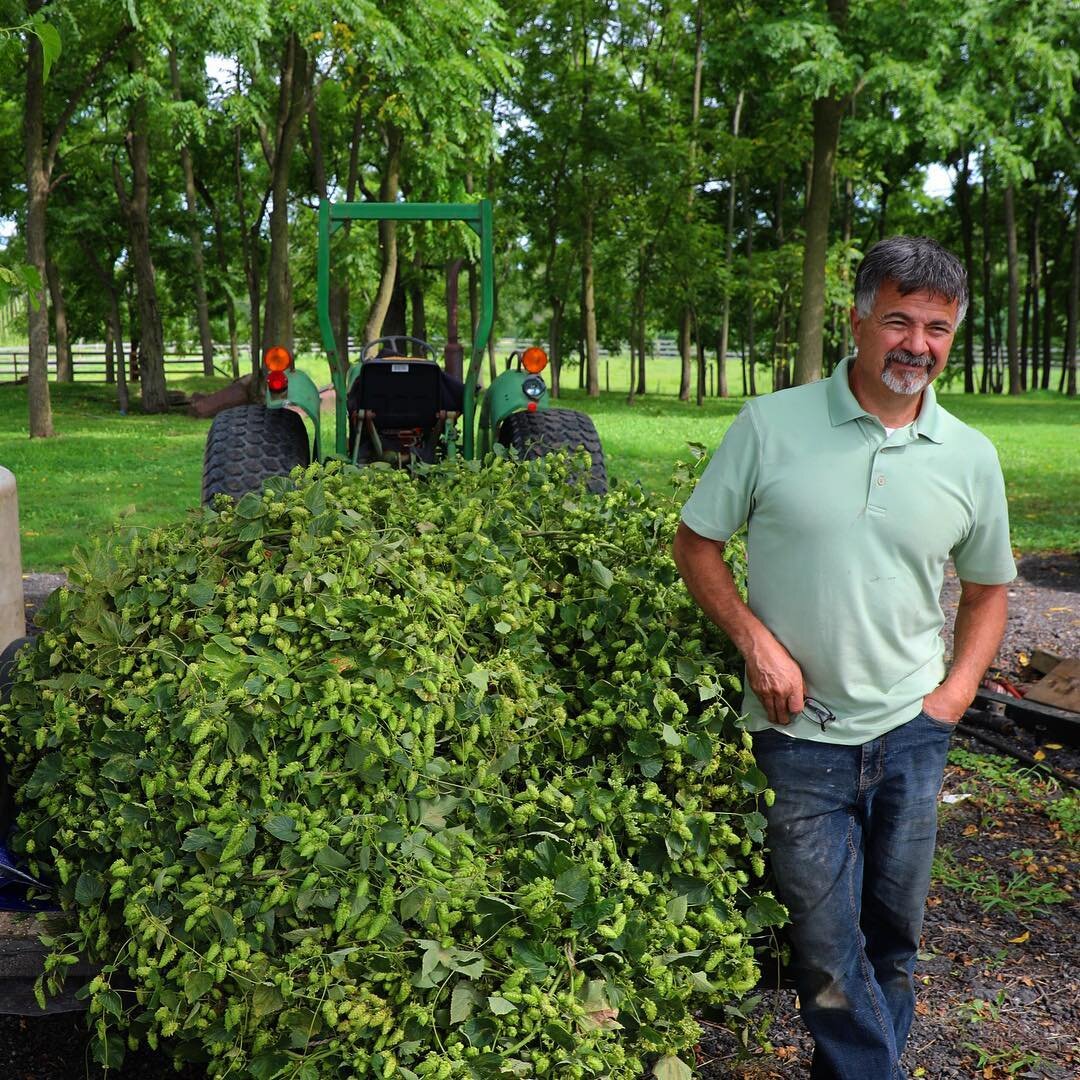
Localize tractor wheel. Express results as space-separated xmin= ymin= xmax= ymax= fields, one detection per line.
xmin=202 ymin=405 xmax=310 ymax=504
xmin=500 ymin=408 xmax=607 ymax=493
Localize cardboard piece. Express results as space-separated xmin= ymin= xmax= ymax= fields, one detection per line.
xmin=1024 ymin=658 xmax=1080 ymax=714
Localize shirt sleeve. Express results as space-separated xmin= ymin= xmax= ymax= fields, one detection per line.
xmin=679 ymin=402 xmax=760 ymax=541
xmin=951 ymin=446 xmax=1017 ymax=584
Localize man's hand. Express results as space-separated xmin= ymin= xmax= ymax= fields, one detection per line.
xmin=921 ymin=684 xmax=968 ymax=724
xmin=672 ymin=523 xmax=806 ymax=726
xmin=923 ymin=579 xmax=1009 ymax=726
xmin=743 ymin=629 xmax=806 ymax=726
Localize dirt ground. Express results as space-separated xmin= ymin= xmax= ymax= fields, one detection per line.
xmin=4 ymin=554 xmax=1078 ymax=1078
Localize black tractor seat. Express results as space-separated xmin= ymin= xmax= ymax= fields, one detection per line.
xmin=347 ymin=358 xmax=463 ymax=466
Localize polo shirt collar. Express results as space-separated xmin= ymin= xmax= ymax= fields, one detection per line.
xmin=826 ymin=356 xmax=945 ymax=443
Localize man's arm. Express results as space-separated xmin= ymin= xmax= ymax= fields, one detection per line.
xmin=923 ymin=580 xmax=1009 ymax=722
xmin=672 ymin=522 xmax=805 ymax=726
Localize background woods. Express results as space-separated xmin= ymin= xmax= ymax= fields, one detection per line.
xmin=1 ymin=0 xmax=1077 ymax=436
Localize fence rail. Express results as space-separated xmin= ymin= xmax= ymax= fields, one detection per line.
xmin=0 ymin=344 xmax=234 ymax=383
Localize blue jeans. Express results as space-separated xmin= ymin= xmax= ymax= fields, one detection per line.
xmin=751 ymin=711 xmax=955 ymax=1080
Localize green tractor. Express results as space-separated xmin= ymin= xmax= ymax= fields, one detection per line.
xmin=202 ymin=200 xmax=606 ymax=502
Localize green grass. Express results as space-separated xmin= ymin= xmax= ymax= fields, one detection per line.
xmin=1 ymin=362 xmax=1077 ymax=571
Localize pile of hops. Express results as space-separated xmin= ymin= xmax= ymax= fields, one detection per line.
xmin=1 ymin=455 xmax=781 ymax=1079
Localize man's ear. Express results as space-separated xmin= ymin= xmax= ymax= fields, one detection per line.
xmin=849 ymin=305 xmax=862 ymax=351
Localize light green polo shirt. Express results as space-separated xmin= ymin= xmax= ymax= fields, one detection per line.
xmin=680 ymin=358 xmax=1016 ymax=745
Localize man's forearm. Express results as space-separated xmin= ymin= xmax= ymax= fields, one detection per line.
xmin=672 ymin=522 xmax=805 ymax=725
xmin=927 ymin=580 xmax=1009 ymax=719
xmin=671 ymin=524 xmax=764 ymax=653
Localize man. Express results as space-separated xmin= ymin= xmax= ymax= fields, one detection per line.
xmin=673 ymin=236 xmax=1015 ymax=1079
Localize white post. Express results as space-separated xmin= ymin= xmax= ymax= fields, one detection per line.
xmin=0 ymin=467 xmax=25 ymax=653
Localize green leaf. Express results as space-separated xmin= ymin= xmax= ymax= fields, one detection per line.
xmin=265 ymin=815 xmax=299 ymax=842
xmin=489 ymin=743 xmax=520 ymax=777
xmin=487 ymin=994 xmax=516 ymax=1015
xmin=661 ymin=724 xmax=682 ymax=746
xmin=464 ymin=668 xmax=489 ymax=691
xmin=555 ymin=866 xmax=590 ymax=908
xmin=450 ymin=982 xmax=477 ymax=1024
xmin=653 ymin=1055 xmax=693 ymax=1080
xmin=33 ymin=21 xmax=62 ymax=83
xmin=591 ymin=559 xmax=614 ymax=589
xmin=184 ymin=969 xmax=214 ymax=1003
xmin=100 ymin=756 xmax=137 ymax=783
xmin=186 ymin=580 xmax=216 ymax=607
xmin=181 ymin=827 xmax=216 ymax=852
xmin=252 ymin=983 xmax=284 ymax=1018
xmin=90 ymin=1031 xmax=125 ymax=1070
xmin=666 ymin=894 xmax=688 ymax=925
xmin=74 ymin=872 xmax=104 ymax=907
xmin=249 ymin=1052 xmax=290 ymax=1080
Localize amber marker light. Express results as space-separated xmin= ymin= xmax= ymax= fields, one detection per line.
xmin=522 ymin=346 xmax=548 ymax=374
xmin=263 ymin=345 xmax=293 ymax=372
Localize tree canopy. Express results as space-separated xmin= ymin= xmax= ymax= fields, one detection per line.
xmin=2 ymin=0 xmax=1077 ymax=434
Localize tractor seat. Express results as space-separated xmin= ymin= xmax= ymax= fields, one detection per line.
xmin=348 ymin=358 xmax=442 ymax=431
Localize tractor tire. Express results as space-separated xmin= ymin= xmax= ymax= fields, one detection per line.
xmin=500 ymin=408 xmax=607 ymax=494
xmin=202 ymin=405 xmax=310 ymax=504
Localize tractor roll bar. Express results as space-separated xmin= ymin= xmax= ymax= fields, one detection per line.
xmin=317 ymin=199 xmax=494 ymax=459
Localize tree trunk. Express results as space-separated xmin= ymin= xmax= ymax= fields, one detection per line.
xmin=105 ymin=320 xmax=115 ymax=384
xmin=680 ymin=0 xmax=704 ymax=405
xmin=581 ymin=203 xmax=600 ymax=396
xmin=234 ymin=127 xmax=261 ymax=375
xmin=1003 ymin=183 xmax=1021 ymax=395
xmin=1065 ymin=200 xmax=1079 ymax=397
xmin=794 ymin=93 xmax=845 ymax=384
xmin=627 ymin=247 xmax=648 ymax=403
xmin=679 ymin=307 xmax=693 ymax=402
xmin=23 ymin=21 xmax=53 ymax=437
xmin=363 ymin=126 xmax=403 ymax=344
xmin=1030 ymin=192 xmax=1041 ymax=391
xmin=262 ymin=34 xmax=310 ymax=357
xmin=309 ymin=101 xmax=348 ymax=365
xmin=981 ymin=165 xmax=992 ymax=394
xmin=956 ymin=152 xmax=976 ymax=393
xmin=717 ymin=94 xmax=743 ymax=404
xmin=549 ymin=297 xmax=563 ymax=398
xmin=746 ymin=187 xmax=757 ymax=396
xmin=45 ymin=256 xmax=71 ymax=382
xmin=695 ymin=311 xmax=706 ymax=405
xmin=169 ymin=48 xmax=214 ymax=377
xmin=114 ymin=43 xmax=168 ymax=414
xmin=1041 ymin=249 xmax=1052 ymax=389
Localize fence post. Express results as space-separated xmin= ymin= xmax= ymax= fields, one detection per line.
xmin=0 ymin=468 xmax=25 ymax=653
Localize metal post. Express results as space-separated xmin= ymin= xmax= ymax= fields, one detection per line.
xmin=0 ymin=468 xmax=25 ymax=653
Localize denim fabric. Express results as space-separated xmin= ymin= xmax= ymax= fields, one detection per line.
xmin=751 ymin=711 xmax=954 ymax=1080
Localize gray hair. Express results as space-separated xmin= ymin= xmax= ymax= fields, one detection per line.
xmin=854 ymin=236 xmax=968 ymax=325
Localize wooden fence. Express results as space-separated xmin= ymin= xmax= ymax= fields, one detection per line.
xmin=0 ymin=343 xmax=234 ymax=383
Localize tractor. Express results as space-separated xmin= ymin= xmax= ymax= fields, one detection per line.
xmin=201 ymin=200 xmax=606 ymax=502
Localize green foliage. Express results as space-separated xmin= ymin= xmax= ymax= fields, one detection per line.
xmin=931 ymin=848 xmax=1070 ymax=918
xmin=0 ymin=455 xmax=780 ymax=1079
xmin=945 ymin=747 xmax=1079 ymax=835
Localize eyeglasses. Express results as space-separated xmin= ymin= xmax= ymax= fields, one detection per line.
xmin=802 ymin=697 xmax=836 ymax=733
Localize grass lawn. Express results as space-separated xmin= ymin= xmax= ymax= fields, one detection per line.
xmin=1 ymin=361 xmax=1077 ymax=571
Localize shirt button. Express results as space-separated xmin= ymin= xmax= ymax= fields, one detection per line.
xmin=876 ymin=475 xmax=886 ymax=487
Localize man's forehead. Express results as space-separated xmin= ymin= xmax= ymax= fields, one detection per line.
xmin=873 ymin=281 xmax=959 ymax=321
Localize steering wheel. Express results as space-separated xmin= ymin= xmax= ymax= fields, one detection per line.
xmin=360 ymin=335 xmax=438 ymax=362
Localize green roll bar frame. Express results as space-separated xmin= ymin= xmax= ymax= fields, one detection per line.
xmin=316 ymin=199 xmax=494 ymax=459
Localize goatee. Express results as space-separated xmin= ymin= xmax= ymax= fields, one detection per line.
xmin=881 ymin=349 xmax=932 ymax=395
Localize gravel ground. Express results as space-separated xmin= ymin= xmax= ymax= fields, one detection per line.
xmin=4 ymin=556 xmax=1078 ymax=1078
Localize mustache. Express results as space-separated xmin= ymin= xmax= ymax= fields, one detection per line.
xmin=883 ymin=349 xmax=933 ymax=369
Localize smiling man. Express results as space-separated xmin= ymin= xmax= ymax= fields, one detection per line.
xmin=673 ymin=237 xmax=1016 ymax=1079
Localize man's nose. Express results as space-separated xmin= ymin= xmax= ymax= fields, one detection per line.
xmin=904 ymin=324 xmax=929 ymax=356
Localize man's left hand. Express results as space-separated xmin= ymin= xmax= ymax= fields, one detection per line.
xmin=921 ymin=683 xmax=972 ymax=724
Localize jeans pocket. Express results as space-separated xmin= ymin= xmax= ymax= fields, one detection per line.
xmin=919 ymin=708 xmax=958 ymax=733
